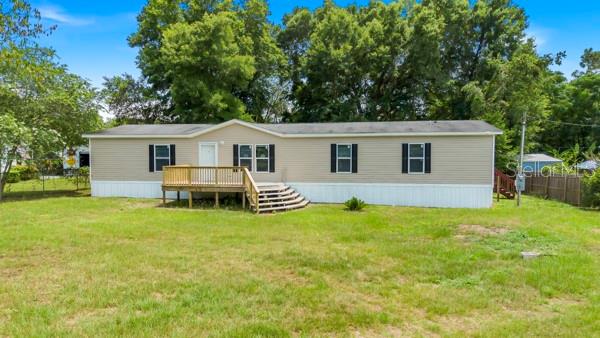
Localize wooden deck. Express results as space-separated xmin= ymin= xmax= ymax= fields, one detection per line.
xmin=161 ymin=166 xmax=260 ymax=212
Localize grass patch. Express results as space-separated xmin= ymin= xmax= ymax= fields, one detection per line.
xmin=3 ymin=178 xmax=90 ymax=201
xmin=0 ymin=195 xmax=598 ymax=336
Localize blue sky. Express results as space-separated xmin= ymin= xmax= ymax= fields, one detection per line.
xmin=35 ymin=0 xmax=600 ymax=90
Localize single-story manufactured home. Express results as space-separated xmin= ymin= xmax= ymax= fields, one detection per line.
xmin=83 ymin=119 xmax=502 ymax=210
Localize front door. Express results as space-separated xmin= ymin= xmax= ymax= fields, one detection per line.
xmin=199 ymin=142 xmax=217 ymax=166
xmin=199 ymin=143 xmax=218 ymax=183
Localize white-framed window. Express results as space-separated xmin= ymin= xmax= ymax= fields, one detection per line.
xmin=154 ymin=144 xmax=170 ymax=172
xmin=255 ymin=144 xmax=269 ymax=173
xmin=336 ymin=144 xmax=352 ymax=173
xmin=408 ymin=143 xmax=425 ymax=174
xmin=239 ymin=144 xmax=253 ymax=171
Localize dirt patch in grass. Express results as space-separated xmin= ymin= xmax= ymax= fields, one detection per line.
xmin=261 ymin=268 xmax=311 ymax=286
xmin=64 ymin=306 xmax=117 ymax=327
xmin=121 ymin=200 xmax=157 ymax=210
xmin=353 ymin=322 xmax=441 ymax=338
xmin=433 ymin=295 xmax=586 ymax=335
xmin=457 ymin=224 xmax=509 ymax=237
xmin=454 ymin=224 xmax=510 ymax=243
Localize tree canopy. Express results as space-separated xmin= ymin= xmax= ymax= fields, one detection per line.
xmin=0 ymin=0 xmax=102 ymax=199
xmin=121 ymin=0 xmax=600 ymax=164
xmin=128 ymin=0 xmax=285 ymax=123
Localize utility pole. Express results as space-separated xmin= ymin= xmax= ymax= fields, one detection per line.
xmin=517 ymin=109 xmax=527 ymax=207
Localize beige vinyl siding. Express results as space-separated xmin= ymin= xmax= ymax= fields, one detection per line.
xmin=91 ymin=123 xmax=494 ymax=185
xmin=90 ymin=139 xmax=195 ymax=181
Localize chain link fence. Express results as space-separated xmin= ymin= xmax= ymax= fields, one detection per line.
xmin=1 ymin=158 xmax=90 ymax=201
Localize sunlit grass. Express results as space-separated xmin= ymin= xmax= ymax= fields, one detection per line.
xmin=3 ymin=178 xmax=90 ymax=200
xmin=0 ymin=195 xmax=598 ymax=336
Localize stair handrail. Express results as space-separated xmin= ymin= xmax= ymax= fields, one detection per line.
xmin=494 ymin=168 xmax=516 ymax=197
xmin=242 ymin=167 xmax=260 ymax=213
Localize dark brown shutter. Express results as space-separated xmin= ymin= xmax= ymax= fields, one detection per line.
xmin=402 ymin=143 xmax=408 ymax=173
xmin=233 ymin=144 xmax=239 ymax=166
xmin=425 ymin=143 xmax=431 ymax=173
xmin=331 ymin=144 xmax=337 ymax=173
xmin=169 ymin=144 xmax=176 ymax=165
xmin=269 ymin=144 xmax=275 ymax=172
xmin=351 ymin=144 xmax=358 ymax=173
xmin=149 ymin=144 xmax=155 ymax=172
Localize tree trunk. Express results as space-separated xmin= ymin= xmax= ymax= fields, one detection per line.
xmin=0 ymin=149 xmax=17 ymax=202
xmin=0 ymin=178 xmax=4 ymax=201
xmin=0 ymin=165 xmax=9 ymax=202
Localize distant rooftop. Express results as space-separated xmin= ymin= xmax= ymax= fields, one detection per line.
xmin=576 ymin=160 xmax=599 ymax=170
xmin=522 ymin=153 xmax=563 ymax=163
xmin=85 ymin=119 xmax=502 ymax=138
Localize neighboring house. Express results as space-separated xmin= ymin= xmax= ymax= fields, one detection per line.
xmin=576 ymin=159 xmax=599 ymax=172
xmin=63 ymin=146 xmax=90 ymax=170
xmin=522 ymin=153 xmax=563 ymax=174
xmin=83 ymin=119 xmax=502 ymax=209
xmin=1 ymin=146 xmax=31 ymax=169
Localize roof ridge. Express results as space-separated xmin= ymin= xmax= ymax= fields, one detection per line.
xmin=85 ymin=119 xmax=502 ymax=138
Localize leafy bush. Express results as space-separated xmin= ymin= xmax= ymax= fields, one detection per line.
xmin=78 ymin=166 xmax=90 ymax=177
xmin=16 ymin=165 xmax=38 ymax=180
xmin=6 ymin=165 xmax=39 ymax=183
xmin=582 ymin=172 xmax=600 ymax=208
xmin=344 ymin=196 xmax=366 ymax=211
xmin=6 ymin=170 xmax=20 ymax=183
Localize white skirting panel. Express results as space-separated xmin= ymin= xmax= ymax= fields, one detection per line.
xmin=92 ymin=180 xmax=492 ymax=208
xmin=287 ymin=182 xmax=493 ymax=208
xmin=91 ymin=181 xmax=189 ymax=199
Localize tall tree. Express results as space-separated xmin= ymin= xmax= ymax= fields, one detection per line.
xmin=541 ymin=49 xmax=600 ymax=154
xmin=102 ymin=74 xmax=170 ymax=124
xmin=276 ymin=0 xmax=544 ymax=166
xmin=129 ymin=0 xmax=284 ymax=123
xmin=0 ymin=0 xmax=101 ymax=200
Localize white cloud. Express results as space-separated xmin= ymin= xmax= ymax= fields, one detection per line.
xmin=526 ymin=25 xmax=551 ymax=48
xmin=38 ymin=5 xmax=94 ymax=26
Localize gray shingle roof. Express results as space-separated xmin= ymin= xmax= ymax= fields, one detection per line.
xmin=256 ymin=120 xmax=500 ymax=134
xmin=522 ymin=154 xmax=563 ymax=162
xmin=86 ymin=119 xmax=501 ymax=137
xmin=90 ymin=124 xmax=213 ymax=136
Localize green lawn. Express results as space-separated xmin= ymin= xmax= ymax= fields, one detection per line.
xmin=3 ymin=178 xmax=90 ymax=200
xmin=0 ymin=195 xmax=598 ymax=337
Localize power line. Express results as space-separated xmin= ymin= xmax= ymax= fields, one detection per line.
xmin=544 ymin=119 xmax=600 ymax=128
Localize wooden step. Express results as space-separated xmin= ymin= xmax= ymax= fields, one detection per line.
xmin=259 ymin=199 xmax=309 ymax=213
xmin=259 ymin=191 xmax=300 ymax=202
xmin=247 ymin=183 xmax=310 ymax=213
xmin=258 ymin=184 xmax=288 ymax=193
xmin=259 ymin=196 xmax=305 ymax=207
xmin=259 ymin=188 xmax=296 ymax=197
xmin=259 ymin=188 xmax=295 ymax=198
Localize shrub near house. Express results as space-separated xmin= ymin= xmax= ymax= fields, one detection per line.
xmin=6 ymin=165 xmax=38 ymax=183
xmin=583 ymin=173 xmax=600 ymax=208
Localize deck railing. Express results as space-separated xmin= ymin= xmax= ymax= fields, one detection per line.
xmin=163 ymin=166 xmax=245 ymax=186
xmin=242 ymin=167 xmax=260 ymax=213
xmin=162 ymin=166 xmax=260 ymax=212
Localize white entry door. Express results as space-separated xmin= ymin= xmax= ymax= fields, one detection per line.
xmin=199 ymin=143 xmax=217 ymax=166
xmin=199 ymin=143 xmax=218 ymax=183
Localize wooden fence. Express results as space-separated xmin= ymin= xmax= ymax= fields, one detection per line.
xmin=524 ymin=175 xmax=582 ymax=206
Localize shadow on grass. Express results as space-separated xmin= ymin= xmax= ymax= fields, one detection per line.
xmin=159 ymin=198 xmax=246 ymax=212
